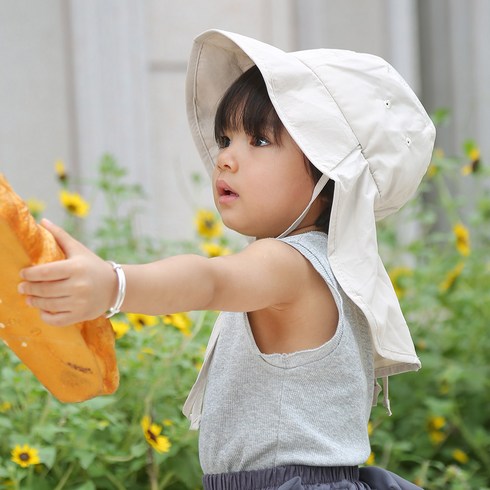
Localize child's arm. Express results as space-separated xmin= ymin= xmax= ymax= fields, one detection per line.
xmin=19 ymin=220 xmax=313 ymax=327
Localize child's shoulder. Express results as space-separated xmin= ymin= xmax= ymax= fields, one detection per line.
xmin=241 ymin=232 xmax=328 ymax=276
xmin=247 ymin=231 xmax=326 ymax=252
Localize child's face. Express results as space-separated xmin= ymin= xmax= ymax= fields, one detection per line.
xmin=212 ymin=127 xmax=316 ymax=238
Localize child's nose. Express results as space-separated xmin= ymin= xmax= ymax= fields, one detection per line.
xmin=216 ymin=149 xmax=238 ymax=172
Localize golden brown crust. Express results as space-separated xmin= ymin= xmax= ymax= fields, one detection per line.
xmin=0 ymin=174 xmax=119 ymax=402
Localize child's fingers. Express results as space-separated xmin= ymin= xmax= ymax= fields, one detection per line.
xmin=18 ymin=279 xmax=66 ymax=298
xmin=40 ymin=219 xmax=86 ymax=256
xmin=26 ymin=295 xmax=70 ymax=315
xmin=38 ymin=310 xmax=75 ymax=328
xmin=20 ymin=261 xmax=71 ymax=282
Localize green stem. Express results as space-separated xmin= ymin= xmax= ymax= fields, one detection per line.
xmin=433 ymin=173 xmax=463 ymax=224
xmin=176 ymin=310 xmax=211 ymax=357
xmin=158 ymin=471 xmax=176 ymax=489
xmin=453 ymin=412 xmax=490 ymax=466
xmin=37 ymin=396 xmax=52 ymax=427
xmin=147 ymin=447 xmax=159 ymax=490
xmin=53 ymin=462 xmax=75 ymax=490
xmin=105 ymin=471 xmax=127 ymax=490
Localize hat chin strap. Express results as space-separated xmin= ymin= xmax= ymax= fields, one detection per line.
xmin=277 ymin=174 xmax=330 ymax=239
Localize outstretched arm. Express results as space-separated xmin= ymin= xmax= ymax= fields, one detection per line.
xmin=19 ymin=220 xmax=312 ymax=327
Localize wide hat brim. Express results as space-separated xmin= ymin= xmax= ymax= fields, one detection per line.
xmin=186 ymin=29 xmax=436 ymax=378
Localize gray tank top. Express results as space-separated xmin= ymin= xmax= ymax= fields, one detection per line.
xmin=198 ymin=231 xmax=374 ymax=474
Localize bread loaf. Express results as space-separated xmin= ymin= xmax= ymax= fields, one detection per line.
xmin=0 ymin=174 xmax=119 ymax=402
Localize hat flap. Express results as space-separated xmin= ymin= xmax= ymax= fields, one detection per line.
xmin=293 ymin=48 xmax=435 ymax=220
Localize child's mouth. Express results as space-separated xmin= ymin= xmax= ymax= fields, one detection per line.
xmin=216 ymin=180 xmax=239 ymax=203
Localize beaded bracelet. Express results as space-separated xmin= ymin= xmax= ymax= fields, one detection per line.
xmin=105 ymin=261 xmax=126 ymax=318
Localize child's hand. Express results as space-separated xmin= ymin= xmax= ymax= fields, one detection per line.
xmin=18 ymin=220 xmax=117 ymax=327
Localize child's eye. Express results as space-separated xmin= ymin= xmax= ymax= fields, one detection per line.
xmin=217 ymin=136 xmax=231 ymax=149
xmin=252 ymin=136 xmax=270 ymax=147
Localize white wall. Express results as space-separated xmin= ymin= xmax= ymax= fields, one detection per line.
xmin=1 ymin=0 xmax=487 ymax=244
xmin=0 ymin=0 xmax=72 ymax=225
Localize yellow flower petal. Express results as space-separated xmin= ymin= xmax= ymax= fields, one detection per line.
xmin=428 ymin=416 xmax=446 ymax=431
xmin=111 ymin=320 xmax=130 ymax=339
xmin=429 ymin=430 xmax=445 ymax=445
xmin=195 ymin=209 xmax=223 ymax=239
xmin=427 ymin=164 xmax=438 ymax=178
xmin=163 ymin=313 xmax=192 ymax=336
xmin=55 ymin=159 xmax=67 ymax=180
xmin=453 ymin=223 xmax=470 ymax=257
xmin=439 ymin=262 xmax=465 ymax=293
xmin=141 ymin=416 xmax=171 ymax=453
xmin=26 ymin=198 xmax=46 ymax=217
xmin=365 ymin=452 xmax=375 ymax=465
xmin=11 ymin=444 xmax=41 ymax=468
xmin=452 ymin=449 xmax=469 ymax=464
xmin=59 ymin=190 xmax=90 ymax=218
xmin=468 ymin=147 xmax=480 ymax=162
xmin=0 ymin=401 xmax=12 ymax=413
xmin=127 ymin=313 xmax=158 ymax=331
xmin=201 ymin=242 xmax=231 ymax=257
xmin=388 ymin=266 xmax=413 ymax=299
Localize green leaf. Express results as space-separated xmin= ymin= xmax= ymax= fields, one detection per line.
xmin=431 ymin=108 xmax=451 ymax=126
xmin=74 ymin=482 xmax=96 ymax=490
xmin=462 ymin=139 xmax=478 ymax=157
xmin=78 ymin=450 xmax=96 ymax=470
xmin=38 ymin=446 xmax=57 ymax=469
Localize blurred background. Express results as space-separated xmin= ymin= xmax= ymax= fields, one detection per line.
xmin=1 ymin=0 xmax=488 ymax=239
xmin=1 ymin=2 xmax=490 ymax=488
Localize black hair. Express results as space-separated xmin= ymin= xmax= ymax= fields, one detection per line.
xmin=214 ymin=65 xmax=334 ymax=234
xmin=214 ymin=65 xmax=284 ymax=145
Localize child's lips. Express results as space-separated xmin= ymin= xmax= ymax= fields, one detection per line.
xmin=216 ymin=180 xmax=239 ymax=204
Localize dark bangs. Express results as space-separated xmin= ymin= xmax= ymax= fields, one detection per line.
xmin=214 ymin=65 xmax=284 ymax=144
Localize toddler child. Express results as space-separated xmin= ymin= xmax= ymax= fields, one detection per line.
xmin=19 ymin=30 xmax=435 ymax=489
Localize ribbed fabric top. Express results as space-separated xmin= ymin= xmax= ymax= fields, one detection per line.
xmin=198 ymin=232 xmax=374 ymax=474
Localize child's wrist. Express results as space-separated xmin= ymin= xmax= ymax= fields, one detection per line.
xmin=105 ymin=261 xmax=126 ymax=318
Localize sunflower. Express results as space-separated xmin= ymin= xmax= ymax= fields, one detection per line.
xmin=365 ymin=452 xmax=375 ymax=465
xmin=55 ymin=159 xmax=68 ymax=182
xmin=388 ymin=266 xmax=413 ymax=299
xmin=452 ymin=449 xmax=469 ymax=464
xmin=0 ymin=401 xmax=12 ymax=413
xmin=163 ymin=313 xmax=192 ymax=336
xmin=453 ymin=223 xmax=470 ymax=256
xmin=461 ymin=144 xmax=480 ymax=175
xmin=11 ymin=444 xmax=41 ymax=468
xmin=111 ymin=320 xmax=130 ymax=339
xmin=429 ymin=430 xmax=445 ymax=445
xmin=195 ymin=209 xmax=222 ymax=239
xmin=439 ymin=262 xmax=465 ymax=293
xmin=428 ymin=415 xmax=446 ymax=431
xmin=127 ymin=313 xmax=158 ymax=332
xmin=59 ymin=190 xmax=90 ymax=218
xmin=427 ymin=148 xmax=444 ymax=178
xmin=141 ymin=416 xmax=171 ymax=453
xmin=201 ymin=242 xmax=231 ymax=257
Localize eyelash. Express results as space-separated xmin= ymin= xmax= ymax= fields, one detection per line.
xmin=253 ymin=136 xmax=270 ymax=147
xmin=217 ymin=136 xmax=230 ymax=149
xmin=216 ymin=135 xmax=271 ymax=149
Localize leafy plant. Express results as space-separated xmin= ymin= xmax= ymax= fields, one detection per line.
xmin=0 ymin=134 xmax=488 ymax=489
xmin=371 ymin=129 xmax=490 ymax=489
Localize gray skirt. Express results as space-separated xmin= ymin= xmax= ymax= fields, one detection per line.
xmin=202 ymin=465 xmax=423 ymax=490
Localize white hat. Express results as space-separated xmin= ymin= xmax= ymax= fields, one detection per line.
xmin=186 ymin=30 xmax=436 ymax=380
